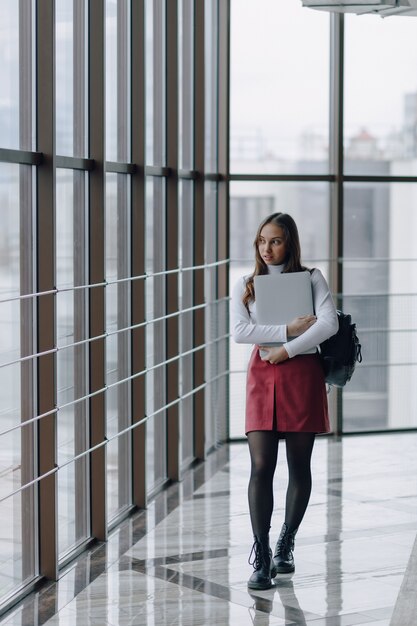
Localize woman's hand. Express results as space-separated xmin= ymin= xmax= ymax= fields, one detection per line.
xmin=287 ymin=315 xmax=316 ymax=337
xmin=259 ymin=345 xmax=289 ymax=364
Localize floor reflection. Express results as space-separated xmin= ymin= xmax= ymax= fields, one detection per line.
xmin=248 ymin=578 xmax=308 ymax=626
xmin=0 ymin=435 xmax=415 ymax=626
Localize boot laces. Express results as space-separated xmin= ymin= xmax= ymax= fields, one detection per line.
xmin=248 ymin=539 xmax=263 ymax=570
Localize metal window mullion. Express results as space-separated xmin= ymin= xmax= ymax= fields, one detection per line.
xmin=131 ymin=0 xmax=146 ymax=509
xmin=73 ymin=169 xmax=88 ymax=542
xmin=0 ymin=148 xmax=42 ymax=165
xmin=152 ymin=178 xmax=167 ymax=488
xmin=88 ymin=0 xmax=107 ymax=541
xmin=329 ymin=12 xmax=344 ymax=436
xmin=73 ymin=0 xmax=88 ymax=544
xmin=229 ymin=173 xmax=335 ymax=182
xmin=149 ymin=0 xmax=168 ymax=491
xmin=179 ymin=0 xmax=195 ymax=471
xmin=20 ymin=163 xmax=36 ymax=579
xmin=116 ymin=172 xmax=131 ymax=510
xmin=193 ymin=0 xmax=206 ymax=460
xmin=19 ymin=0 xmax=36 ymax=583
xmin=217 ymin=0 xmax=230 ymax=443
xmin=166 ymin=0 xmax=180 ymax=481
xmin=55 ymin=155 xmax=94 ymax=170
xmin=204 ymin=0 xmax=219 ymax=451
xmin=36 ymin=0 xmax=57 ymax=581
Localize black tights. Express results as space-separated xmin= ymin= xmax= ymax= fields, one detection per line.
xmin=247 ymin=431 xmax=315 ymax=539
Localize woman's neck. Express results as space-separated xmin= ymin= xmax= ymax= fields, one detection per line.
xmin=267 ymin=263 xmax=285 ymax=274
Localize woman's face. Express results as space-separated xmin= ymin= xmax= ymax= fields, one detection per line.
xmin=258 ymin=223 xmax=287 ymax=266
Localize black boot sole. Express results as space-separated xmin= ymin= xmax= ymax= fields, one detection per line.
xmin=247 ymin=579 xmax=273 ymax=590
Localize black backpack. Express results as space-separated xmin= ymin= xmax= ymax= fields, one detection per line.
xmin=319 ymin=310 xmax=362 ymax=387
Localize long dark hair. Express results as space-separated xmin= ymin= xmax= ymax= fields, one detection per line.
xmin=242 ymin=212 xmax=308 ymax=312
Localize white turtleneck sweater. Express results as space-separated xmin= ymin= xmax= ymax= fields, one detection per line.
xmin=231 ymin=264 xmax=338 ymax=359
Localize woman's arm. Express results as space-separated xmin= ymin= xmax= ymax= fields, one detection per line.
xmin=230 ymin=277 xmax=288 ymax=345
xmin=282 ymin=269 xmax=338 ymax=358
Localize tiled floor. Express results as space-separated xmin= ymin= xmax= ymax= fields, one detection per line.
xmin=1 ymin=433 xmax=416 ymax=625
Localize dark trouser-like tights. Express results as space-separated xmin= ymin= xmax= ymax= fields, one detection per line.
xmin=247 ymin=431 xmax=315 ymax=537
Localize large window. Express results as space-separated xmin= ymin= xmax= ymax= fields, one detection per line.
xmin=229 ymin=1 xmax=417 ymax=437
xmin=342 ymin=15 xmax=417 ymax=431
xmin=0 ymin=0 xmax=228 ymax=612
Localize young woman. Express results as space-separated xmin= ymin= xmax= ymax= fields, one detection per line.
xmin=231 ymin=212 xmax=338 ymax=590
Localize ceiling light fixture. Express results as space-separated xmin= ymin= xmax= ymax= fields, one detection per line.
xmin=301 ymin=0 xmax=417 ymax=17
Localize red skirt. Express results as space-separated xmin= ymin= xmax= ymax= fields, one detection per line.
xmin=245 ymin=347 xmax=330 ymax=435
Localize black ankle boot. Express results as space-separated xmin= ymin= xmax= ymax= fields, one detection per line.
xmin=247 ymin=535 xmax=276 ymax=590
xmin=272 ymin=523 xmax=298 ymax=573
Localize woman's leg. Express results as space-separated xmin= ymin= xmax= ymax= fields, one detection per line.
xmin=284 ymin=432 xmax=316 ymax=531
xmin=272 ymin=432 xmax=315 ymax=574
xmin=246 ymin=430 xmax=279 ymax=589
xmin=247 ymin=430 xmax=279 ymax=538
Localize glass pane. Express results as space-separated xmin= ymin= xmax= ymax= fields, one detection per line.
xmin=56 ymin=1 xmax=87 ymax=157
xmin=56 ymin=0 xmax=74 ymax=156
xmin=179 ymin=181 xmax=194 ymax=466
xmin=106 ymin=173 xmax=131 ymax=522
xmin=345 ymin=15 xmax=417 ymax=173
xmin=106 ymin=0 xmax=131 ymax=162
xmin=145 ymin=0 xmax=166 ymax=165
xmin=146 ymin=177 xmax=167 ymax=493
xmin=0 ymin=164 xmax=36 ymax=597
xmin=178 ymin=0 xmax=194 ymax=170
xmin=106 ymin=0 xmax=117 ymax=161
xmin=230 ymin=0 xmax=329 ymax=174
xmin=229 ymin=182 xmax=331 ymax=439
xmin=0 ymin=1 xmax=19 ymax=149
xmin=343 ymin=182 xmax=417 ymax=431
xmin=56 ymin=169 xmax=89 ymax=558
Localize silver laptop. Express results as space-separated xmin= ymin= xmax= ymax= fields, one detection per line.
xmin=254 ymin=271 xmax=316 ymax=356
